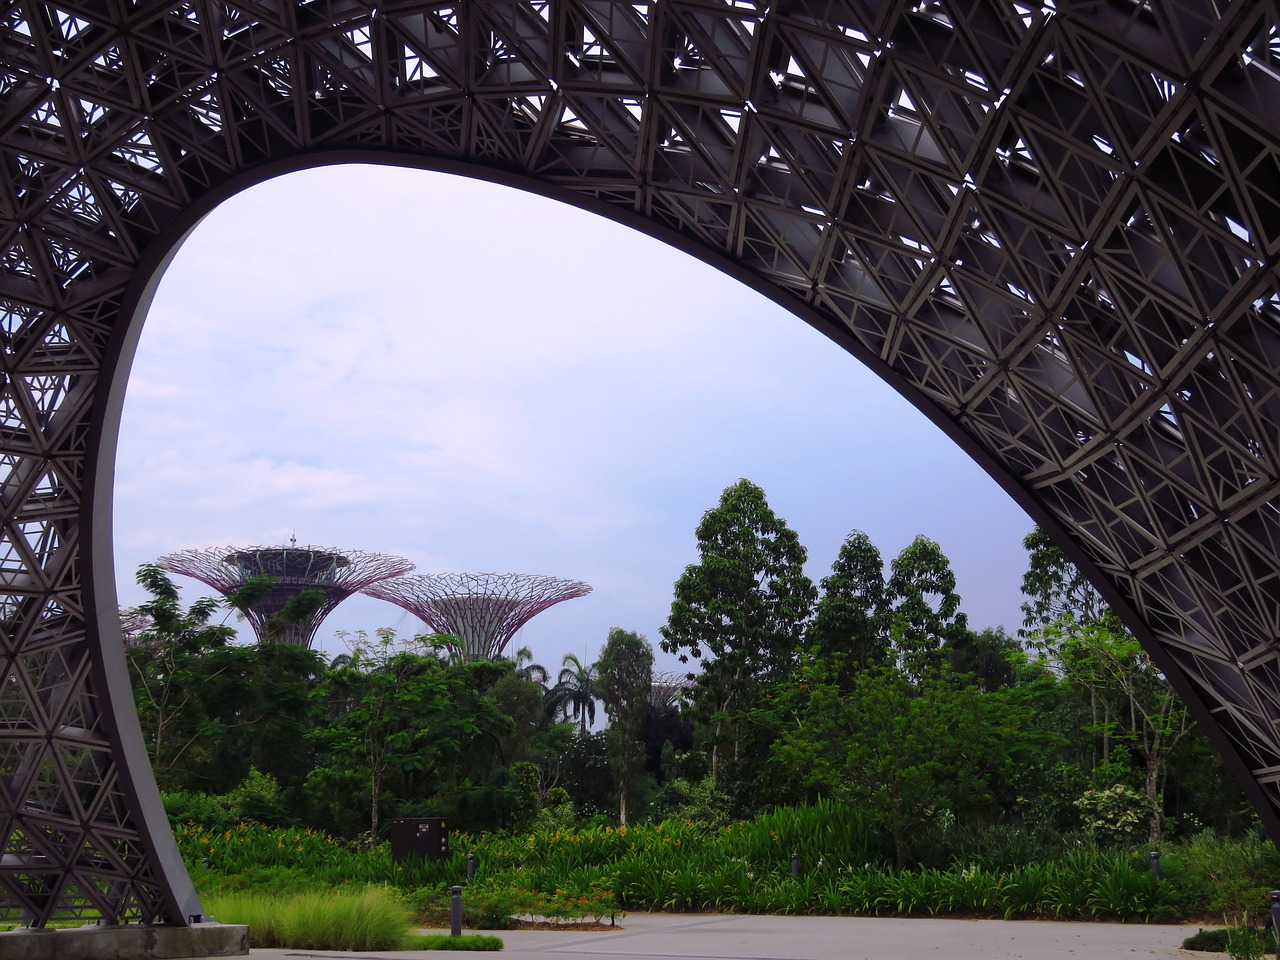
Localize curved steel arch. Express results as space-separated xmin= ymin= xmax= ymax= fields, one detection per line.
xmin=2 ymin=0 xmax=1280 ymax=925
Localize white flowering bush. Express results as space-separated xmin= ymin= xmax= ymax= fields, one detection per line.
xmin=1075 ymin=784 xmax=1153 ymax=845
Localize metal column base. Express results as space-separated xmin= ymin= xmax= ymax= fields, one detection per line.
xmin=0 ymin=923 xmax=248 ymax=959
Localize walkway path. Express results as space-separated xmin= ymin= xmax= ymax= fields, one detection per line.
xmin=244 ymin=911 xmax=1209 ymax=960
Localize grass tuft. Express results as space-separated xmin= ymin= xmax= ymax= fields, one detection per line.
xmin=205 ymin=885 xmax=413 ymax=951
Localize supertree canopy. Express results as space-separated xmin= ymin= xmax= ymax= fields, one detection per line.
xmin=363 ymin=572 xmax=592 ymax=662
xmin=158 ymin=544 xmax=414 ymax=648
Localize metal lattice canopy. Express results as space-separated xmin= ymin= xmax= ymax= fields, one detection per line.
xmin=157 ymin=545 xmax=414 ymax=647
xmin=363 ymin=572 xmax=592 ymax=661
xmin=1 ymin=0 xmax=1280 ymax=929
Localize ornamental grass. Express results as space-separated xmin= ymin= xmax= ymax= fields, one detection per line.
xmin=203 ymin=886 xmax=413 ymax=951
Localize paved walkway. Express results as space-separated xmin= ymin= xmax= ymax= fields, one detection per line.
xmin=244 ymin=911 xmax=1210 ymax=960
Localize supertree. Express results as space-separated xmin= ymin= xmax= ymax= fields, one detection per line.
xmin=363 ymin=572 xmax=592 ymax=662
xmin=650 ymin=671 xmax=695 ymax=710
xmin=157 ymin=542 xmax=414 ymax=648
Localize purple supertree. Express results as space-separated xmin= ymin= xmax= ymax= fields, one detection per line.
xmin=157 ymin=543 xmax=414 ymax=648
xmin=362 ymin=572 xmax=592 ymax=662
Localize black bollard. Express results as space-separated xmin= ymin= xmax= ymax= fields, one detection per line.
xmin=1149 ymin=851 xmax=1161 ymax=880
xmin=1270 ymin=890 xmax=1280 ymax=938
xmin=467 ymin=853 xmax=476 ymax=880
xmin=451 ymin=885 xmax=463 ymax=937
xmin=791 ymin=852 xmax=800 ymax=879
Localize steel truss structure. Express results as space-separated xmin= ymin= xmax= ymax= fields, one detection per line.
xmin=158 ymin=544 xmax=414 ymax=647
xmin=1 ymin=0 xmax=1280 ymax=929
xmin=364 ymin=572 xmax=592 ymax=661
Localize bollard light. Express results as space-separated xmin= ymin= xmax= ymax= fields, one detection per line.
xmin=791 ymin=853 xmax=800 ymax=879
xmin=1149 ymin=851 xmax=1161 ymax=880
xmin=1269 ymin=890 xmax=1280 ymax=938
xmin=451 ymin=885 xmax=463 ymax=937
xmin=467 ymin=852 xmax=476 ymax=880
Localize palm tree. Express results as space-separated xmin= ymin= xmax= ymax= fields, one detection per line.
xmin=511 ymin=645 xmax=550 ymax=686
xmin=549 ymin=653 xmax=597 ymax=735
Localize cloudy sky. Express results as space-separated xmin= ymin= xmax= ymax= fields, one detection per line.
xmin=111 ymin=163 xmax=1035 ymax=670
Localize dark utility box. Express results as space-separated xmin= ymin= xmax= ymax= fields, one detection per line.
xmin=390 ymin=817 xmax=449 ymax=862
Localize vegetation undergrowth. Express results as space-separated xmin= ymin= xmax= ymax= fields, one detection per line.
xmin=180 ymin=802 xmax=1280 ymax=926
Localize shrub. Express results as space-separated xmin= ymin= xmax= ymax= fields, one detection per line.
xmin=1184 ymin=928 xmax=1230 ymax=952
xmin=409 ymin=934 xmax=505 ymax=950
xmin=163 ymin=791 xmax=235 ymax=830
xmin=1076 ymin=785 xmax=1152 ymax=845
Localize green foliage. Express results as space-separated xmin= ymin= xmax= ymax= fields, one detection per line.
xmin=414 ymin=880 xmax=621 ymax=929
xmin=508 ymin=761 xmax=541 ymax=832
xmin=1226 ymin=921 xmax=1278 ymax=960
xmin=205 ymin=887 xmax=413 ymax=951
xmin=660 ymin=479 xmax=815 ymax=810
xmin=885 ymin=535 xmax=967 ymax=678
xmin=409 ymin=934 xmax=506 ymax=950
xmin=1076 ymin=784 xmax=1153 ymax=845
xmin=1184 ymin=929 xmax=1233 ymax=952
xmin=661 ymin=479 xmax=816 ymax=671
xmin=1182 ymin=926 xmax=1279 ymax=959
xmin=547 ymin=654 xmax=597 ymax=735
xmin=597 ymin=628 xmax=654 ymax=823
xmin=163 ymin=768 xmax=289 ymax=829
xmin=179 ymin=809 xmax=1280 ymax=926
xmin=1163 ymin=829 xmax=1280 ymax=918
xmin=655 ymin=775 xmax=732 ymax=831
xmin=774 ymin=657 xmax=1005 ymax=869
xmin=807 ymin=529 xmax=888 ymax=674
xmin=1019 ymin=529 xmax=1193 ymax=844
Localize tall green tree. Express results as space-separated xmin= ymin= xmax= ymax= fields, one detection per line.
xmin=596 ymin=628 xmax=653 ymax=824
xmin=807 ymin=529 xmax=889 ymax=681
xmin=886 ymin=535 xmax=967 ymax=678
xmin=660 ymin=479 xmax=816 ymax=784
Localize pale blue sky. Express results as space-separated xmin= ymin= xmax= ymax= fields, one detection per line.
xmin=112 ymin=163 xmax=1035 ymax=668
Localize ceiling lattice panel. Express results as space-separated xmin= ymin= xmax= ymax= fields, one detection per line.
xmin=1 ymin=0 xmax=1280 ymax=925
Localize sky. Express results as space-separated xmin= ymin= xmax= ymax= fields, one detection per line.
xmin=111 ymin=162 xmax=1036 ymax=671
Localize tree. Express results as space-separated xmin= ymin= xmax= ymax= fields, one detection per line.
xmin=1037 ymin=611 xmax=1191 ymax=844
xmin=123 ymin=564 xmax=237 ymax=783
xmin=660 ymin=479 xmax=816 ymax=781
xmin=509 ymin=645 xmax=550 ymax=686
xmin=124 ymin=564 xmax=326 ymax=801
xmin=596 ymin=627 xmax=654 ymax=824
xmin=309 ymin=629 xmax=509 ymax=839
xmin=1019 ymin=527 xmax=1192 ymax=843
xmin=886 ymin=535 xmax=967 ymax=679
xmin=548 ymin=653 xmax=597 ymax=734
xmin=774 ymin=654 xmax=1006 ymax=869
xmin=947 ymin=626 xmax=1019 ymax=691
xmin=1020 ymin=527 xmax=1109 ymax=628
xmin=807 ymin=529 xmax=889 ymax=681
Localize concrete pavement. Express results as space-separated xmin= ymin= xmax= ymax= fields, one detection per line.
xmin=241 ymin=911 xmax=1211 ymax=960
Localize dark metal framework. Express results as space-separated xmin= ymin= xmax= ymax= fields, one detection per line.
xmin=158 ymin=544 xmax=414 ymax=647
xmin=364 ymin=572 xmax=592 ymax=661
xmin=0 ymin=0 xmax=1278 ymax=930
